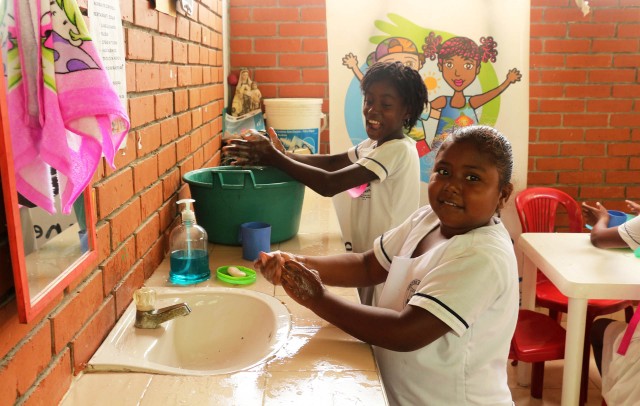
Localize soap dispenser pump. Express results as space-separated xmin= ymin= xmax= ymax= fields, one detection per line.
xmin=169 ymin=199 xmax=211 ymax=285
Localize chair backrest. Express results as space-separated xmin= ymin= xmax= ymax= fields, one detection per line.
xmin=515 ymin=187 xmax=584 ymax=233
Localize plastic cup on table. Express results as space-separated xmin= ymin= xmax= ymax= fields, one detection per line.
xmin=238 ymin=222 xmax=271 ymax=261
xmin=607 ymin=210 xmax=628 ymax=228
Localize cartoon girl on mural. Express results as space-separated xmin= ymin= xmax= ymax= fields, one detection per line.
xmin=422 ymin=32 xmax=521 ymax=152
xmin=342 ymin=37 xmax=436 ymax=157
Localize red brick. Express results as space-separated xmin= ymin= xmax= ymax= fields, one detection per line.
xmin=618 ymin=23 xmax=640 ymax=37
xmin=529 ymin=84 xmax=563 ymax=98
xmin=585 ymin=128 xmax=632 ymax=141
xmin=539 ymin=70 xmax=588 ymax=83
xmin=558 ymin=171 xmax=603 ymax=184
xmin=100 ymin=237 xmax=136 ymax=296
xmin=614 ymin=54 xmax=640 ymax=68
xmin=160 ymin=117 xmax=179 ymax=145
xmin=177 ymin=65 xmax=192 ymax=87
xmin=135 ymin=215 xmax=161 ymax=258
xmin=609 ymin=142 xmax=640 ymax=156
xmin=580 ymin=186 xmax=626 ymax=199
xmin=120 ymin=0 xmax=133 ymax=22
xmin=109 ymin=199 xmax=142 ymax=252
xmin=612 ymin=84 xmax=640 ymax=98
xmin=530 ymin=23 xmax=567 ymax=37
xmin=594 ymin=8 xmax=640 ymax=22
xmin=593 ymin=39 xmax=639 ymax=53
xmin=5 ymin=322 xmax=52 ymax=396
xmin=583 ymin=157 xmax=629 ymax=170
xmin=96 ymin=221 xmax=111 ymax=263
xmin=129 ymin=95 xmax=155 ymax=128
xmin=96 ymin=168 xmax=134 ymax=218
xmin=140 ymin=183 xmax=164 ymax=219
xmin=135 ymin=63 xmax=160 ymax=92
xmin=155 ymin=92 xmax=174 ymax=119
xmin=153 ymin=35 xmax=172 ymax=62
xmin=178 ymin=112 xmax=193 ymax=135
xmin=611 ymin=113 xmax=640 ymax=127
xmin=563 ymin=113 xmax=608 ymax=127
xmin=158 ymin=12 xmax=176 ymax=35
xmin=158 ymin=144 xmax=177 ymax=175
xmin=114 ymin=261 xmax=145 ymax=318
xmin=539 ymin=99 xmax=585 ymax=112
xmin=162 ymin=169 xmax=182 ymax=201
xmin=565 ymin=85 xmax=612 ymax=98
xmin=135 ymin=122 xmax=162 ymax=158
xmin=302 ymin=38 xmax=327 ymax=52
xmin=22 ymin=350 xmax=72 ymax=406
xmin=175 ymin=89 xmax=189 ymax=112
xmin=566 ymin=54 xmax=612 ymax=68
xmin=539 ymin=128 xmax=585 ymax=141
xmin=176 ymin=15 xmax=190 ymax=40
xmin=190 ymin=21 xmax=203 ymax=43
xmin=143 ymin=237 xmax=167 ymax=280
xmin=133 ymin=0 xmax=158 ymax=30
xmin=589 ymin=69 xmax=637 ymax=83
xmin=231 ymin=22 xmax=277 ymax=37
xmin=544 ymin=39 xmax=591 ymax=53
xmin=569 ymin=23 xmax=616 ymax=38
xmin=51 ymin=273 xmax=103 ymax=353
xmin=606 ymin=171 xmax=640 ymax=184
xmin=536 ymin=157 xmax=580 ymax=171
xmin=71 ymin=297 xmax=116 ymax=372
xmin=126 ymin=29 xmax=153 ymax=60
xmin=560 ymin=143 xmax=605 ymax=156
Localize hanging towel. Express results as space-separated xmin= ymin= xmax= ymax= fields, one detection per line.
xmin=0 ymin=0 xmax=129 ymax=214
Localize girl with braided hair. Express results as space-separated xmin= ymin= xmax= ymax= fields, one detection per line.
xmin=423 ymin=32 xmax=521 ymax=152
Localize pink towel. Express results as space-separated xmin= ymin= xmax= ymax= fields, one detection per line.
xmin=1 ymin=0 xmax=129 ymax=214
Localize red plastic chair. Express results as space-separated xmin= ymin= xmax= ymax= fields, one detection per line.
xmin=510 ymin=309 xmax=566 ymax=399
xmin=515 ymin=187 xmax=634 ymax=404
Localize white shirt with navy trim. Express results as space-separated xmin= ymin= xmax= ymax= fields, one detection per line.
xmin=372 ymin=205 xmax=518 ymax=406
xmin=345 ymin=136 xmax=420 ymax=253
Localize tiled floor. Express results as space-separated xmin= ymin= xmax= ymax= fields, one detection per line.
xmin=506 ymin=308 xmax=631 ymax=406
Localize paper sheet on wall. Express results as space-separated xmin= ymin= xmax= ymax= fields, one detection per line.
xmin=88 ymin=0 xmax=128 ymax=150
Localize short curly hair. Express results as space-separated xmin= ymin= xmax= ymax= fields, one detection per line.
xmin=360 ymin=61 xmax=428 ymax=131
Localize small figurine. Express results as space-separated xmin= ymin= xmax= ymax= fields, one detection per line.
xmin=230 ymin=68 xmax=262 ymax=117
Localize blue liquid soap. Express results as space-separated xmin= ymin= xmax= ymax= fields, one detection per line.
xmin=169 ymin=249 xmax=210 ymax=284
xmin=169 ymin=199 xmax=211 ymax=285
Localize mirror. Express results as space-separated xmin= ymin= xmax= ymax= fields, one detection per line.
xmin=0 ymin=53 xmax=98 ymax=323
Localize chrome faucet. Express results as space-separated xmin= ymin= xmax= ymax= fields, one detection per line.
xmin=133 ymin=287 xmax=192 ymax=329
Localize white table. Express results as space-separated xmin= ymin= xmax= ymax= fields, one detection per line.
xmin=517 ymin=233 xmax=640 ymax=406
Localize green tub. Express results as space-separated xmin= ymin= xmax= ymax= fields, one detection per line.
xmin=183 ymin=166 xmax=305 ymax=245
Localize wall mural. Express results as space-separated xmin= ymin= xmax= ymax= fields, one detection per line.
xmin=326 ymin=0 xmax=530 ymax=237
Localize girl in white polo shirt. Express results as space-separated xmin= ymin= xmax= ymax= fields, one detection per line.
xmin=584 ymin=199 xmax=640 ymax=406
xmin=255 ymin=126 xmax=519 ymax=405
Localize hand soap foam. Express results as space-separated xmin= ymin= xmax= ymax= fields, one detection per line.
xmin=169 ymin=199 xmax=211 ymax=285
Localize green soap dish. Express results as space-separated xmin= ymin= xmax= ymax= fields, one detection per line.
xmin=216 ymin=265 xmax=257 ymax=285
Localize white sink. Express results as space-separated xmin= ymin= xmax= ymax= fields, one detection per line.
xmin=88 ymin=287 xmax=291 ymax=376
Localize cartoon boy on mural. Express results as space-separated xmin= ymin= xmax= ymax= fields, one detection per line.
xmin=342 ymin=37 xmax=437 ymax=157
xmin=422 ymin=31 xmax=521 ymax=153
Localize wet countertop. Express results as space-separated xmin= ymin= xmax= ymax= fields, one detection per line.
xmin=60 ymin=189 xmax=388 ymax=405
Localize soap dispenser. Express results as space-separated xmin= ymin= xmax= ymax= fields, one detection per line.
xmin=169 ymin=199 xmax=211 ymax=285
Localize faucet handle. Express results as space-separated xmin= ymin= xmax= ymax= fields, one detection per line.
xmin=134 ymin=287 xmax=156 ymax=311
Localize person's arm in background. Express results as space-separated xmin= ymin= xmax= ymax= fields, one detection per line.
xmin=582 ymin=200 xmax=639 ymax=249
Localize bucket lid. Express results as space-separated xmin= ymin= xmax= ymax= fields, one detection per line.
xmin=263 ymin=98 xmax=322 ymax=106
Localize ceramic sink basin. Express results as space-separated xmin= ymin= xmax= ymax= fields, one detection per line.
xmin=88 ymin=287 xmax=291 ymax=376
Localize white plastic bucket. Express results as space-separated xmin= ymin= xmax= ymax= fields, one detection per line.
xmin=263 ymin=98 xmax=327 ymax=154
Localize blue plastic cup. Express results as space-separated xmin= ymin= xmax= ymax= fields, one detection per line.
xmin=607 ymin=210 xmax=627 ymax=228
xmin=239 ymin=222 xmax=271 ymax=261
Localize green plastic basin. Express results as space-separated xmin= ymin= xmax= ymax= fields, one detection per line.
xmin=183 ymin=166 xmax=305 ymax=245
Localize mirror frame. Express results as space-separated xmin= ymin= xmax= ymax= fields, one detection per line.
xmin=0 ymin=53 xmax=98 ymax=323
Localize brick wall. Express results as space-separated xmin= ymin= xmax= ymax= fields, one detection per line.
xmin=529 ymin=0 xmax=640 ymax=210
xmin=229 ymin=0 xmax=330 ymax=153
xmin=0 ymin=1 xmax=224 ymax=404
xmin=230 ymin=0 xmax=640 ymax=210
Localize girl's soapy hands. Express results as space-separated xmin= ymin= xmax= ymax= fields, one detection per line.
xmin=626 ymin=200 xmax=640 ymax=215
xmin=222 ymin=129 xmax=280 ymax=166
xmin=582 ymin=201 xmax=609 ymax=227
xmin=253 ymin=251 xmax=301 ymax=285
xmin=267 ymin=127 xmax=286 ymax=154
xmin=281 ymin=259 xmax=324 ymax=304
